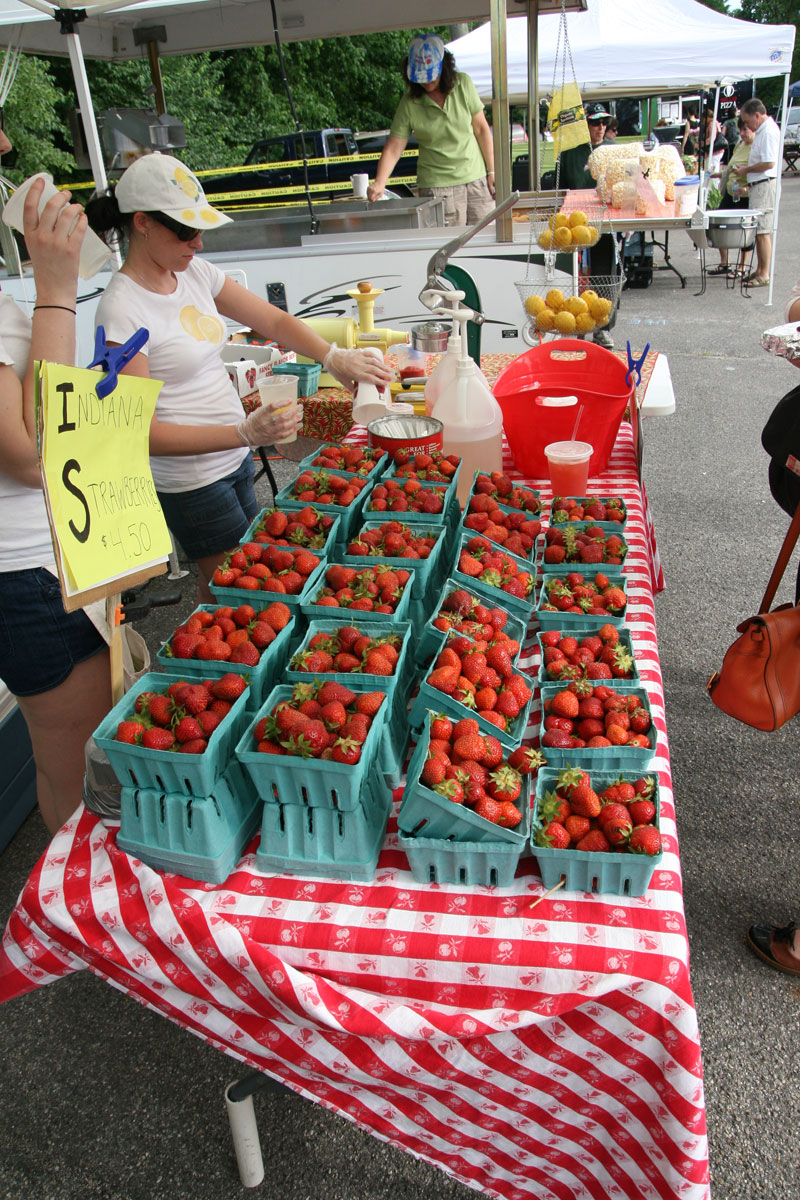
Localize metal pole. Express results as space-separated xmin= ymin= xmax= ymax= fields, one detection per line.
xmin=767 ymin=71 xmax=790 ymax=309
xmin=489 ymin=0 xmax=512 ymax=241
xmin=528 ymin=0 xmax=540 ymax=192
xmin=64 ymin=31 xmax=109 ymax=196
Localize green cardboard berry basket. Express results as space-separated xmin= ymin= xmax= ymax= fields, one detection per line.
xmin=466 ymin=468 xmax=542 ymax=516
xmin=415 ymin=576 xmax=528 ymax=668
xmin=534 ymin=625 xmax=641 ymax=688
xmin=235 ymin=682 xmax=388 ymax=811
xmin=255 ymin=769 xmax=391 ymax=882
xmin=242 ymin=508 xmax=341 ymax=556
xmin=409 ymin=639 xmax=537 ymax=753
xmin=295 ymin=444 xmax=387 ymax=477
xmin=398 ymin=712 xmax=530 ymax=845
xmin=457 ymin=503 xmax=541 ymax=564
xmin=384 ymin=457 xmax=462 ymax=513
xmin=535 ymin=571 xmax=628 ymax=631
xmin=398 ymin=831 xmax=525 ymax=888
xmin=342 ymin=520 xmax=450 ymax=611
xmin=538 ymin=682 xmax=656 ymax=771
xmin=530 ymin=767 xmax=662 ymax=897
xmin=209 ymin=557 xmax=327 ymax=613
xmin=364 ymin=477 xmax=451 ymax=528
xmin=117 ymin=760 xmax=261 ymax=884
xmin=157 ymin=608 xmax=294 ymax=711
xmin=272 ymin=472 xmax=375 ymax=549
xmin=93 ymin=671 xmax=251 ymax=797
xmin=286 ymin=618 xmax=416 ymax=784
xmin=452 ymin=532 xmax=539 ymax=622
xmin=547 ymin=495 xmax=628 ymax=531
xmin=271 ymin=361 xmax=322 ymax=397
xmin=540 ymin=523 xmax=630 ymax=574
xmin=299 ymin=564 xmax=414 ymax=627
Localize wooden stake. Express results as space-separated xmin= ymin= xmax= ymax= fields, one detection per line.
xmin=528 ymin=879 xmax=565 ymax=910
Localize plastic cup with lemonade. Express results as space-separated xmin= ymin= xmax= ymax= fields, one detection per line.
xmin=544 ymin=440 xmax=593 ymax=495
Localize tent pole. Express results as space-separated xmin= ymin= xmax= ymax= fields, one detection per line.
xmin=767 ymin=71 xmax=790 ymax=308
xmin=63 ymin=29 xmax=109 ymax=197
xmin=489 ymin=0 xmax=512 ymax=240
xmin=527 ymin=1 xmax=540 ymax=192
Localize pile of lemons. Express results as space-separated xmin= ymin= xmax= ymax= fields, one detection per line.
xmin=538 ymin=210 xmax=599 ymax=250
xmin=523 ymin=288 xmax=613 ymax=335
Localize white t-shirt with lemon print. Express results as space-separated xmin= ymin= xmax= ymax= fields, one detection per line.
xmin=96 ymin=256 xmax=249 ymax=493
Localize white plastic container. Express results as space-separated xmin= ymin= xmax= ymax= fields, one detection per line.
xmin=673 ymin=175 xmax=700 ymax=217
xmin=257 ymin=374 xmax=299 ymax=444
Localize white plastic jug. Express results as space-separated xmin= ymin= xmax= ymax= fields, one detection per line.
xmin=425 ymin=329 xmax=491 ymax=417
xmin=435 ymin=307 xmax=503 ymax=505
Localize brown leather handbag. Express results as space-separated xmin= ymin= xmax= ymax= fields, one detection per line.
xmin=707 ymin=501 xmax=800 ymax=730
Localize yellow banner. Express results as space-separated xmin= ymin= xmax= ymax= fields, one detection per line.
xmin=549 ymin=84 xmax=589 ymax=157
xmin=39 ymin=363 xmax=171 ymax=595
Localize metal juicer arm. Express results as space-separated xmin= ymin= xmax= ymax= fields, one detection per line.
xmin=420 ymin=191 xmax=520 ymax=319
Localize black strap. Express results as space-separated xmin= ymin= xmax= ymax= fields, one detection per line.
xmin=760 ymin=497 xmax=800 ymax=613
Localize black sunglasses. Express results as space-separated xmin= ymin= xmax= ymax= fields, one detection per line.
xmin=148 ymin=211 xmax=199 ymax=242
xmin=588 ymin=117 xmax=608 ymax=125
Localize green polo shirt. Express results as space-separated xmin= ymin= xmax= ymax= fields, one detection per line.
xmin=390 ymin=71 xmax=487 ymax=187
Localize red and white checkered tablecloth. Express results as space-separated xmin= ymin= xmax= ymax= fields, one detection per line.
xmin=0 ymin=423 xmax=707 ymax=1200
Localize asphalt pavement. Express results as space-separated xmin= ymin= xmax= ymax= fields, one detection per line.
xmin=2 ymin=182 xmax=800 ymax=1200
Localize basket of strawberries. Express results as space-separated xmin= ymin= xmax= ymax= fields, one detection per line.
xmin=539 ymin=682 xmax=655 ymax=771
xmin=453 ymin=534 xmax=538 ymax=620
xmin=416 ymin=579 xmax=527 ymax=669
xmin=535 ymin=571 xmax=628 ymax=629
xmin=296 ymin=444 xmax=387 ymax=477
xmin=301 ymin=563 xmax=415 ymax=624
xmin=273 ymin=468 xmax=374 ymax=547
xmin=243 ymin=504 xmax=340 ymax=554
xmin=535 ymin=624 xmax=641 ymax=688
xmin=209 ymin=542 xmax=325 ymax=606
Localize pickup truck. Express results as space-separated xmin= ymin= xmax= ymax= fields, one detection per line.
xmin=202 ymin=127 xmax=418 ymax=209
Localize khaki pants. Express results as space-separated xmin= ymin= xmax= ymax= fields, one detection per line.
xmin=418 ymin=178 xmax=495 ymax=226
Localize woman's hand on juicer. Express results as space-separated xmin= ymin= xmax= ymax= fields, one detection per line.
xmin=323 ymin=344 xmax=393 ymax=390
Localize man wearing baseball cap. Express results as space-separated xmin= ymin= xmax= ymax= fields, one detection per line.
xmin=556 ymin=102 xmax=618 ymax=348
xmin=368 ymin=34 xmax=496 ymax=226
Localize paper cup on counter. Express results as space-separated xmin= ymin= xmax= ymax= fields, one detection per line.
xmin=258 ymin=375 xmax=299 ymax=445
xmin=2 ymin=172 xmax=112 ymax=279
xmin=351 ymin=173 xmax=369 ymax=199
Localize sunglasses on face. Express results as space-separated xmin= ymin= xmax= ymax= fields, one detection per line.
xmin=148 ymin=211 xmax=199 ymax=242
xmin=588 ymin=118 xmax=607 ymax=126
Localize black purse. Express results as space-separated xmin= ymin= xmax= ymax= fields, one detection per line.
xmin=762 ymin=382 xmax=800 ymax=464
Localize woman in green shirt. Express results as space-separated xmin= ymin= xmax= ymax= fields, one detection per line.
xmin=708 ymin=118 xmax=754 ymax=275
xmin=367 ymin=35 xmax=495 ymax=226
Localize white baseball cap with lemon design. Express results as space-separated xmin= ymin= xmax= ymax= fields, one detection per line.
xmin=114 ymin=151 xmax=232 ymax=230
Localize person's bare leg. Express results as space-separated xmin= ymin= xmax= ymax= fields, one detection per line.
xmin=755 ymin=232 xmax=771 ymax=280
xmin=16 ymin=649 xmax=111 ymax=835
xmin=196 ymin=550 xmax=231 ymax=604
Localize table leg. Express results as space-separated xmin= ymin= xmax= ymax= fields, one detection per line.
xmin=649 ymin=231 xmax=687 ymax=288
xmin=224 ymin=1072 xmax=293 ymax=1188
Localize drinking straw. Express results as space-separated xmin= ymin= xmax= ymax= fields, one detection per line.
xmin=570 ymin=404 xmax=584 ymax=441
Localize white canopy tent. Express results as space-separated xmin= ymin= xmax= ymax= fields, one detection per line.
xmin=448 ymin=0 xmax=797 ymax=102
xmin=449 ymin=0 xmax=796 ymax=305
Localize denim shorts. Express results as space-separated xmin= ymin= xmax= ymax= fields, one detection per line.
xmin=156 ymin=455 xmax=258 ymax=561
xmin=0 ymin=567 xmax=107 ymax=697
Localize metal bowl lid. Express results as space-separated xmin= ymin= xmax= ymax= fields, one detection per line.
xmin=411 ymin=321 xmax=451 ymax=352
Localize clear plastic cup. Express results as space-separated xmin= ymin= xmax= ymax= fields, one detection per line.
xmin=2 ymin=172 xmax=112 ymax=279
xmin=544 ymin=440 xmax=593 ymax=495
xmin=257 ymin=375 xmax=299 ymax=445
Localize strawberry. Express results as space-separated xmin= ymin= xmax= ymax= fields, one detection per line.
xmin=320 ymin=701 xmax=347 ymax=731
xmin=570 ymin=784 xmax=601 ymax=818
xmin=196 ymin=709 xmax=222 ymax=738
xmin=564 ymin=814 xmax=591 ymax=842
xmin=211 ymin=673 xmax=247 ymax=702
xmin=421 ymin=756 xmax=447 ymax=787
xmin=230 ymin=641 xmax=260 ymax=667
xmin=628 ymin=798 xmax=656 ymax=826
xmin=496 ymin=800 xmax=523 ymax=827
xmin=628 ymin=825 xmax=662 ymax=856
xmin=535 ymin=820 xmax=570 ymax=849
xmin=507 ymin=746 xmax=545 ymax=774
xmin=430 ymin=714 xmax=453 ymax=741
xmin=485 ymin=645 xmax=513 ymax=678
xmin=575 ymin=828 xmax=610 ymax=852
xmin=549 ymin=690 xmax=580 ymax=719
xmin=174 ymin=715 xmax=204 ymax=744
xmin=486 ymin=766 xmax=522 ymax=803
xmin=473 ymin=795 xmax=505 ymax=824
xmin=434 ymin=777 xmax=464 ymax=805
xmin=364 ymin=650 xmax=394 ymax=675
xmin=317 ymin=681 xmax=356 ymax=707
xmin=141 ymin=727 xmax=175 ymax=751
xmin=428 ymin=666 xmax=459 ymax=694
xmin=116 ymin=720 xmax=144 ymax=745
xmin=179 ymin=738 xmax=208 ymax=754
xmin=452 ymin=733 xmax=487 ymax=762
xmin=332 ymin=737 xmax=362 ymax=765
xmin=481 ymin=735 xmax=504 ymax=770
xmin=355 ymin=691 xmax=384 ymax=718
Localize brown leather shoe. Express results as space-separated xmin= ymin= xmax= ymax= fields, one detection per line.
xmin=746 ymin=922 xmax=800 ymax=976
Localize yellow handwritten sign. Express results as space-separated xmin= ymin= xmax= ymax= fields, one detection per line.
xmin=39 ymin=363 xmax=171 ymax=594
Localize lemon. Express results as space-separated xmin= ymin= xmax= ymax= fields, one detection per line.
xmin=524 ymin=294 xmax=546 ymax=316
xmin=553 ymin=225 xmax=573 ymax=248
xmin=589 ymin=297 xmax=612 ymax=326
xmin=568 ymin=210 xmax=588 ymax=228
xmin=538 ymin=230 xmax=554 ymax=249
xmin=545 ymin=288 xmax=565 ymax=312
xmin=587 ymin=226 xmax=600 ymax=245
xmin=550 ymin=212 xmax=570 ymax=229
xmin=580 ymin=289 xmax=598 ymax=304
xmin=570 ymin=224 xmax=592 ymax=246
xmin=565 ymin=296 xmax=589 ymax=316
xmin=575 ymin=313 xmax=596 ymax=334
xmin=554 ymin=310 xmax=577 ymax=335
xmin=535 ymin=307 xmax=556 ymax=332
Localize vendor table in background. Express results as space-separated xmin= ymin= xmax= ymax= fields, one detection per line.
xmin=0 ymin=421 xmax=708 ymax=1200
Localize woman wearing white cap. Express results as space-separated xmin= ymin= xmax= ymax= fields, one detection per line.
xmin=87 ymin=153 xmax=391 ymax=601
xmin=367 ymin=35 xmax=495 ymax=226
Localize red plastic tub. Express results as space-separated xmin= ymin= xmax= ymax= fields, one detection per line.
xmin=492 ymin=340 xmax=634 ymax=478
